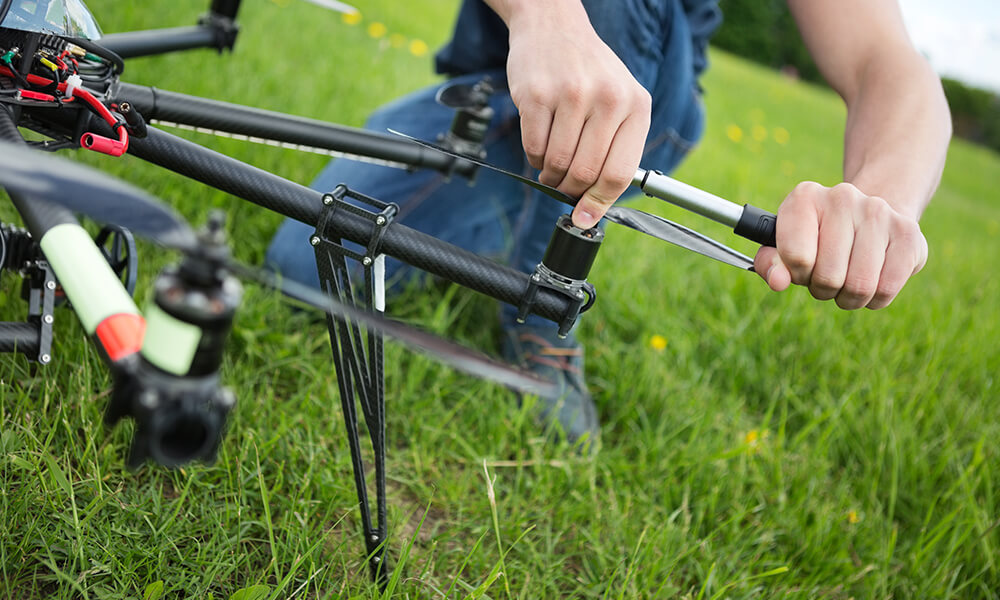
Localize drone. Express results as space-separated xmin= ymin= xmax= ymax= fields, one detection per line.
xmin=0 ymin=0 xmax=779 ymax=586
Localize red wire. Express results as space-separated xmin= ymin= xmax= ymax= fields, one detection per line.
xmin=1 ymin=64 xmax=129 ymax=154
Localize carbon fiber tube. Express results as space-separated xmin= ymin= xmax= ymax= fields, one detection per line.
xmin=100 ymin=27 xmax=222 ymax=59
xmin=116 ymin=83 xmax=476 ymax=178
xmin=0 ymin=322 xmax=39 ymax=355
xmin=126 ymin=127 xmax=575 ymax=323
xmin=0 ymin=106 xmax=78 ymax=235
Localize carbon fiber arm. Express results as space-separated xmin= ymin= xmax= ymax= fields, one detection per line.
xmin=125 ymin=127 xmax=577 ymax=324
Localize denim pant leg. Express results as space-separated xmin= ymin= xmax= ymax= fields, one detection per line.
xmin=267 ymin=0 xmax=708 ymax=331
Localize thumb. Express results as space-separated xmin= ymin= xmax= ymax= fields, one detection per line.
xmin=571 ymin=192 xmax=614 ymax=229
xmin=754 ymin=246 xmax=791 ymax=291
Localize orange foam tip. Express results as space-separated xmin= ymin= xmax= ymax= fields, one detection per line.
xmin=95 ymin=313 xmax=146 ymax=362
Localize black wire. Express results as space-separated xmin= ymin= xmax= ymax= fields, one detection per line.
xmin=4 ymin=61 xmax=29 ymax=87
xmin=68 ymin=37 xmax=124 ymax=75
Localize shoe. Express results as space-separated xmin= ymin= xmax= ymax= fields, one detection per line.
xmin=501 ymin=325 xmax=600 ymax=444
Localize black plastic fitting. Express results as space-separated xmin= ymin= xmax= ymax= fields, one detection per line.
xmin=734 ymin=204 xmax=777 ymax=248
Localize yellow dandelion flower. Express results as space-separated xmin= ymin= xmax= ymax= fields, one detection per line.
xmin=649 ymin=334 xmax=667 ymax=352
xmin=341 ymin=10 xmax=362 ymax=25
xmin=847 ymin=510 xmax=860 ymax=524
xmin=409 ymin=39 xmax=429 ymax=57
xmin=773 ymin=127 xmax=790 ymax=145
xmin=744 ymin=428 xmax=769 ymax=454
xmin=752 ymin=125 xmax=768 ymax=142
xmin=749 ymin=108 xmax=765 ymax=123
xmin=726 ymin=124 xmax=743 ymax=143
xmin=367 ymin=21 xmax=387 ymax=38
xmin=389 ymin=33 xmax=406 ymax=48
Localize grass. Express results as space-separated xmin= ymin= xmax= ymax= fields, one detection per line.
xmin=2 ymin=0 xmax=999 ymax=597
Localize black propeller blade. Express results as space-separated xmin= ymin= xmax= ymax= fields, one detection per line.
xmin=436 ymin=81 xmax=491 ymax=110
xmin=388 ymin=130 xmax=755 ymax=270
xmin=228 ymin=263 xmax=558 ymax=398
xmin=0 ymin=143 xmax=559 ymax=398
xmin=0 ymin=142 xmax=200 ymax=252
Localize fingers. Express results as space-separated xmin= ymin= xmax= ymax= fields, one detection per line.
xmin=774 ymin=182 xmax=821 ymax=285
xmin=572 ymin=111 xmax=649 ymax=228
xmin=538 ymin=99 xmax=588 ymax=189
xmin=807 ymin=184 xmax=857 ymax=301
xmin=518 ymin=97 xmax=553 ymax=171
xmin=834 ymin=198 xmax=890 ymax=309
xmin=867 ymin=218 xmax=927 ymax=309
xmin=556 ymin=112 xmax=620 ymax=198
xmin=759 ymin=181 xmax=927 ymax=310
xmin=527 ymin=81 xmax=649 ymax=229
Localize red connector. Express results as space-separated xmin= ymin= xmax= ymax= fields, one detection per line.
xmin=80 ymin=132 xmax=127 ymax=156
xmin=71 ymin=85 xmax=129 ymax=156
xmin=15 ymin=89 xmax=56 ymax=102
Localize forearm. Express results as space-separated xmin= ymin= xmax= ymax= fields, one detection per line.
xmin=842 ymin=46 xmax=952 ymax=220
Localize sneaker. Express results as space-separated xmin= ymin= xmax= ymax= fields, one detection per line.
xmin=501 ymin=325 xmax=600 ymax=444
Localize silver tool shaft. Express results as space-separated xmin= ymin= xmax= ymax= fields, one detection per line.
xmin=633 ymin=168 xmax=743 ymax=227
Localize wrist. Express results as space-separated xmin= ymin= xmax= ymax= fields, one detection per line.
xmin=486 ymin=0 xmax=590 ymax=29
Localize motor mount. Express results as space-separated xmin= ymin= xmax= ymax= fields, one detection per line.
xmin=517 ymin=214 xmax=602 ymax=337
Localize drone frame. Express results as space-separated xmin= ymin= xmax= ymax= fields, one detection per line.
xmin=0 ymin=0 xmax=585 ymax=586
xmin=0 ymin=0 xmax=777 ymax=588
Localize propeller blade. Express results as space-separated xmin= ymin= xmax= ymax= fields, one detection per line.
xmin=389 ymin=129 xmax=579 ymax=204
xmin=228 ymin=262 xmax=560 ymax=399
xmin=604 ymin=206 xmax=753 ymax=270
xmin=389 ymin=130 xmax=754 ymax=270
xmin=0 ymin=142 xmax=199 ymax=252
xmin=299 ymin=0 xmax=359 ymax=15
xmin=0 ymin=141 xmax=559 ymax=396
xmin=435 ymin=79 xmax=493 ymax=110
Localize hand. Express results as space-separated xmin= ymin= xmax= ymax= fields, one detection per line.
xmin=753 ymin=181 xmax=928 ymax=309
xmin=502 ymin=3 xmax=651 ymax=229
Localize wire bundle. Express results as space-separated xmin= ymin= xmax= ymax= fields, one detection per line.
xmin=0 ymin=31 xmax=128 ymax=155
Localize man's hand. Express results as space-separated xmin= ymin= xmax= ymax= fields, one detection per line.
xmin=753 ymin=181 xmax=928 ymax=309
xmin=491 ymin=1 xmax=651 ymax=229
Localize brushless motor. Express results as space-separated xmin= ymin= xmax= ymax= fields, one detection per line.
xmin=107 ymin=213 xmax=241 ymax=468
xmin=517 ymin=214 xmax=603 ymax=337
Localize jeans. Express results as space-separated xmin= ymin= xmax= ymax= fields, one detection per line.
xmin=266 ymin=0 xmax=712 ymax=329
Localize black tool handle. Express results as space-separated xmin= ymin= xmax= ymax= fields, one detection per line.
xmin=734 ymin=204 xmax=777 ymax=248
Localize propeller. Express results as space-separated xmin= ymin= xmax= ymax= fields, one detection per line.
xmin=0 ymin=142 xmax=559 ymax=398
xmin=0 ymin=144 xmax=198 ymax=252
xmin=436 ymin=80 xmax=492 ymax=111
xmin=388 ymin=130 xmax=755 ymax=271
xmin=299 ymin=0 xmax=360 ymax=16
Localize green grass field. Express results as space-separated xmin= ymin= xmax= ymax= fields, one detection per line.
xmin=2 ymin=1 xmax=999 ymax=598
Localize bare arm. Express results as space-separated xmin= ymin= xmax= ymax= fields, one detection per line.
xmin=484 ymin=0 xmax=651 ymax=229
xmin=755 ymin=0 xmax=952 ymax=309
